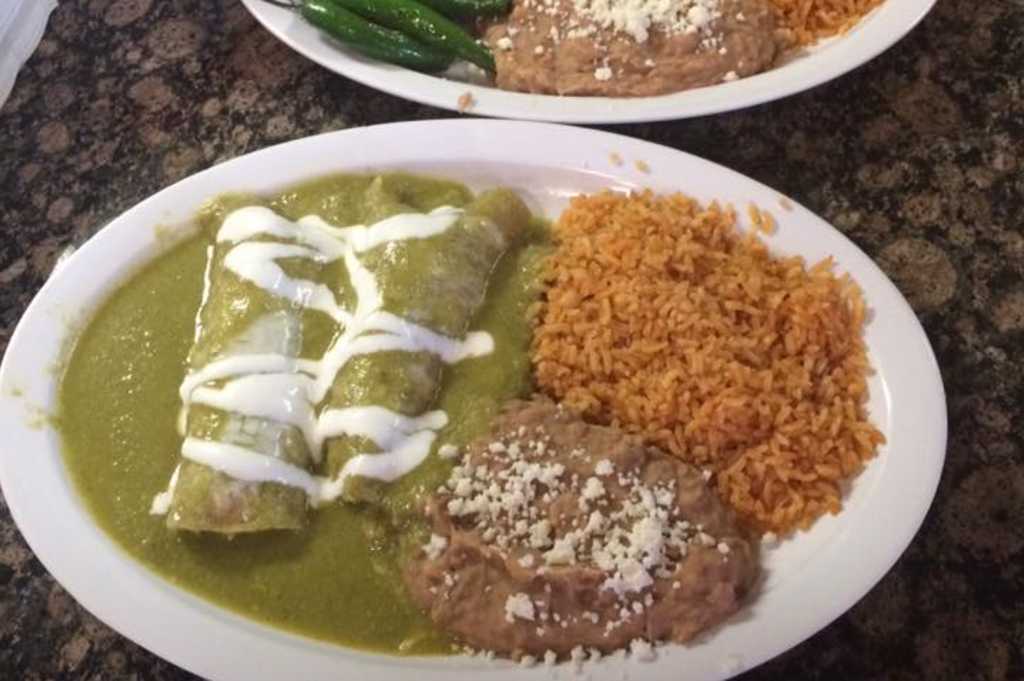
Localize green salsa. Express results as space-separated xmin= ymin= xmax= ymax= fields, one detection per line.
xmin=56 ymin=174 xmax=549 ymax=654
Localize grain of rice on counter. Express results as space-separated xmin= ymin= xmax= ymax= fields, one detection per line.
xmin=532 ymin=190 xmax=885 ymax=534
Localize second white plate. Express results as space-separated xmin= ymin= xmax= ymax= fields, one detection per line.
xmin=241 ymin=0 xmax=935 ymax=123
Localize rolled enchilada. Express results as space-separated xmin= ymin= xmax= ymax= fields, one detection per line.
xmin=323 ymin=187 xmax=532 ymax=502
xmin=158 ymin=175 xmax=532 ymax=533
xmin=164 ymin=196 xmax=332 ymax=532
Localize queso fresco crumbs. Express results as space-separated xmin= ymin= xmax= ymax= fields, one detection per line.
xmin=405 ymin=399 xmax=758 ymax=660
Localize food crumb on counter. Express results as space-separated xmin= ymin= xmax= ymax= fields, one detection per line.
xmin=457 ymin=91 xmax=476 ymax=113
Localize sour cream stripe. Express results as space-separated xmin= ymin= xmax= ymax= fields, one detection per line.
xmin=182 ymin=438 xmax=322 ymax=499
xmin=218 ymin=205 xmax=463 ymax=254
xmin=181 ymin=410 xmax=446 ymax=505
xmin=321 ymin=429 xmax=443 ymax=502
xmin=188 ymin=376 xmax=448 ymax=465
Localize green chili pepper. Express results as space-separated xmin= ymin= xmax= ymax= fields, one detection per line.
xmin=300 ymin=0 xmax=454 ymax=72
xmin=328 ymin=0 xmax=495 ymax=72
xmin=416 ymin=0 xmax=511 ymax=20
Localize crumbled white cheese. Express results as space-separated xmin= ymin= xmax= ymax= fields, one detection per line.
xmin=437 ymin=420 xmax=723 ymax=657
xmin=534 ymin=45 xmax=545 ymax=55
xmin=571 ymin=0 xmax=723 ymax=45
xmin=686 ymin=5 xmax=711 ymax=28
xmin=594 ymin=66 xmax=613 ymax=81
xmin=438 ymin=443 xmax=459 ymax=460
xmin=454 ymin=478 xmax=473 ymax=497
xmin=519 ymin=654 xmax=537 ymax=667
xmin=423 ymin=533 xmax=448 ymax=560
xmin=544 ymin=536 xmax=578 ymax=565
xmin=544 ymin=650 xmax=558 ymax=665
xmin=603 ymin=558 xmax=653 ymax=596
xmin=722 ymin=70 xmax=739 ymax=82
xmin=582 ymin=476 xmax=606 ymax=500
xmin=629 ymin=516 xmax=665 ymax=567
xmin=505 ymin=593 xmax=536 ymax=622
xmin=570 ymin=645 xmax=587 ymax=671
xmin=530 ymin=519 xmax=553 ymax=548
xmin=585 ymin=510 xmax=606 ymax=534
xmin=496 ymin=36 xmax=514 ymax=51
xmin=717 ymin=541 xmax=731 ymax=555
xmin=630 ymin=638 xmax=656 ymax=662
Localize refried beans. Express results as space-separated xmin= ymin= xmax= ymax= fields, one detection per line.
xmin=403 ymin=398 xmax=759 ymax=659
xmin=484 ymin=0 xmax=784 ymax=96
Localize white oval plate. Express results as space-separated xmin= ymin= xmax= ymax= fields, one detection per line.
xmin=0 ymin=120 xmax=945 ymax=681
xmin=240 ymin=0 xmax=935 ymax=123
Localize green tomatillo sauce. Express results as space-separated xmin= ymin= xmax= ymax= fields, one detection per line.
xmin=56 ymin=173 xmax=549 ymax=654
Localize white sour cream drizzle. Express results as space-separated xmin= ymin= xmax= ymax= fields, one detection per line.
xmin=149 ymin=465 xmax=180 ymax=515
xmin=152 ymin=205 xmax=498 ymax=513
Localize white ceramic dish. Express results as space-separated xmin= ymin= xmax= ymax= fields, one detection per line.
xmin=240 ymin=0 xmax=935 ymax=123
xmin=0 ymin=120 xmax=945 ymax=681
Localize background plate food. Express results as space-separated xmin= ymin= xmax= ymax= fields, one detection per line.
xmin=240 ymin=0 xmax=935 ymax=123
xmin=0 ymin=120 xmax=946 ymax=681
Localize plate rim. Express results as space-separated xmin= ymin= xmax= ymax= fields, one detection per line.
xmin=238 ymin=0 xmax=936 ymax=123
xmin=0 ymin=119 xmax=947 ymax=681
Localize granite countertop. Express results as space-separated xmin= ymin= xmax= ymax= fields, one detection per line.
xmin=0 ymin=0 xmax=1021 ymax=678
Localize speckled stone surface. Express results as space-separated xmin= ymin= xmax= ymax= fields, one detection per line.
xmin=0 ymin=0 xmax=1021 ymax=679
